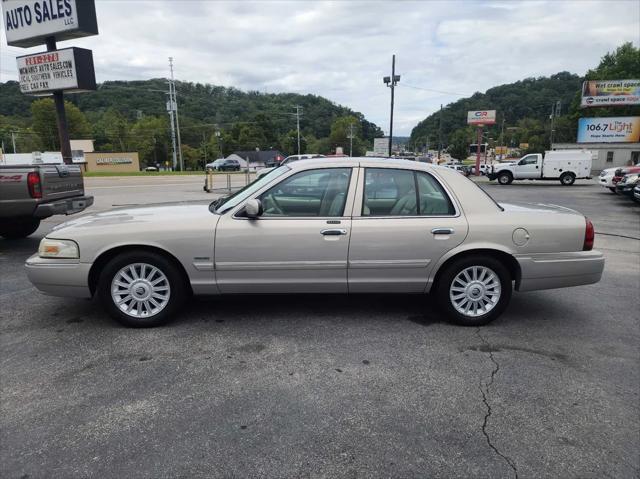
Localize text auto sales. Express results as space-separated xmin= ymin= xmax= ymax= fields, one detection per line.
xmin=4 ymin=0 xmax=75 ymax=30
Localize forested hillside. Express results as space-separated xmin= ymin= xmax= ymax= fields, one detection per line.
xmin=0 ymin=79 xmax=383 ymax=168
xmin=410 ymin=43 xmax=640 ymax=159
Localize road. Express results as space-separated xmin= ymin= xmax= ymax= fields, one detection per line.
xmin=1 ymin=175 xmax=638 ymax=479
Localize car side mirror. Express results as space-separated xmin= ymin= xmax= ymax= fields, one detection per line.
xmin=245 ymin=199 xmax=263 ymax=218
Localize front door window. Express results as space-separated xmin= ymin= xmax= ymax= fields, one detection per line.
xmin=260 ymin=168 xmax=351 ymax=217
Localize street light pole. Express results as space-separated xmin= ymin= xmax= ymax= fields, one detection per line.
xmin=383 ymin=55 xmax=400 ymax=157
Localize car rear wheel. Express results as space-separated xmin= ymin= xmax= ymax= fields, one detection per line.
xmin=98 ymin=250 xmax=187 ymax=327
xmin=560 ymin=172 xmax=575 ymax=186
xmin=435 ymin=255 xmax=512 ymax=326
xmin=0 ymin=217 xmax=40 ymax=239
xmin=497 ymin=172 xmax=513 ymax=185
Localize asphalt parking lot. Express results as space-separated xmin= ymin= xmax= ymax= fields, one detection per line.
xmin=1 ymin=175 xmax=638 ymax=478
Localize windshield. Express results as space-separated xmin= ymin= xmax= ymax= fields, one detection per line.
xmin=212 ymin=166 xmax=290 ymax=214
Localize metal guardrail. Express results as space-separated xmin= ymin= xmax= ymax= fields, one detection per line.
xmin=203 ymin=169 xmax=255 ymax=194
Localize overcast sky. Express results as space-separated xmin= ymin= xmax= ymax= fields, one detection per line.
xmin=1 ymin=0 xmax=639 ymax=135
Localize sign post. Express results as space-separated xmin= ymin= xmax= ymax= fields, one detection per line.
xmin=2 ymin=0 xmax=98 ymax=164
xmin=467 ymin=110 xmax=496 ymax=176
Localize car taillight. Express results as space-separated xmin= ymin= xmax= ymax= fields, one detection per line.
xmin=27 ymin=172 xmax=42 ymax=199
xmin=583 ymin=217 xmax=594 ymax=251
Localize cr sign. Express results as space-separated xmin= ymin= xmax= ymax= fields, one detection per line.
xmin=467 ymin=110 xmax=497 ymax=125
xmin=2 ymin=0 xmax=98 ymax=47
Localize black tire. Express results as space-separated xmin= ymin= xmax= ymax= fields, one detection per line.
xmin=97 ymin=250 xmax=187 ymax=327
xmin=0 ymin=217 xmax=40 ymax=239
xmin=497 ymin=172 xmax=513 ymax=185
xmin=608 ymin=187 xmax=616 ymax=193
xmin=434 ymin=255 xmax=512 ymax=326
xmin=560 ymin=172 xmax=575 ymax=186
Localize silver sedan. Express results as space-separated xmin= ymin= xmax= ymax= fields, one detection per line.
xmin=26 ymin=158 xmax=604 ymax=327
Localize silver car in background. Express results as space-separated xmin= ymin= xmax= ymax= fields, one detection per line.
xmin=26 ymin=158 xmax=604 ymax=327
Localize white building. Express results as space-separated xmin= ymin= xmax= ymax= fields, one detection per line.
xmin=552 ymin=142 xmax=640 ymax=172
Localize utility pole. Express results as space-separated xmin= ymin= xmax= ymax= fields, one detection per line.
xmin=383 ymin=54 xmax=401 ymax=157
xmin=347 ymin=122 xmax=355 ymax=157
xmin=168 ymin=57 xmax=184 ymax=170
xmin=202 ymin=131 xmax=208 ymax=169
xmin=438 ymin=104 xmax=443 ymax=161
xmin=294 ymin=105 xmax=303 ymax=155
xmin=499 ymin=118 xmax=505 ymax=161
xmin=549 ymin=99 xmax=561 ymax=148
xmin=167 ymin=102 xmax=177 ymax=170
xmin=11 ymin=131 xmax=17 ymax=153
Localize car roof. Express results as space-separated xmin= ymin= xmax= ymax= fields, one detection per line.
xmin=286 ymin=156 xmax=442 ymax=172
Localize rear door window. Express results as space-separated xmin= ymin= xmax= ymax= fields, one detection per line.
xmin=363 ymin=168 xmax=455 ymax=216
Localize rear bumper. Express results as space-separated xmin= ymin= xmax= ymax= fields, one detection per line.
xmin=34 ymin=195 xmax=93 ymax=219
xmin=25 ymin=254 xmax=92 ymax=298
xmin=515 ymin=250 xmax=604 ymax=292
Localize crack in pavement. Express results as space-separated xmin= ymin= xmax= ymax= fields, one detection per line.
xmin=476 ymin=328 xmax=519 ymax=479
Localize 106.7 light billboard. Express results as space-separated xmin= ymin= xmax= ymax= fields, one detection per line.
xmin=577 ymin=117 xmax=640 ymax=143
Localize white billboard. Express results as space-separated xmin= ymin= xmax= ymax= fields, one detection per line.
xmin=17 ymin=47 xmax=96 ymax=95
xmin=373 ymin=137 xmax=389 ymax=156
xmin=467 ymin=110 xmax=496 ymax=125
xmin=581 ymin=80 xmax=640 ymax=108
xmin=2 ymin=0 xmax=98 ymax=47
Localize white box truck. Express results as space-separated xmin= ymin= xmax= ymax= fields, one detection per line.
xmin=488 ymin=150 xmax=592 ymax=185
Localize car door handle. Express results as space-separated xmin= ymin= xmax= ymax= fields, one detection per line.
xmin=431 ymin=228 xmax=454 ymax=235
xmin=321 ymin=229 xmax=347 ymax=236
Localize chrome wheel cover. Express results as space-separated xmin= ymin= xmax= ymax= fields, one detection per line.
xmin=111 ymin=263 xmax=171 ymax=318
xmin=449 ymin=266 xmax=501 ymax=317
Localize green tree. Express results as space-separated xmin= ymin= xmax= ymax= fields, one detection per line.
xmin=447 ymin=127 xmax=473 ymax=161
xmin=181 ymin=144 xmax=202 ymax=170
xmin=129 ymin=116 xmax=169 ymax=167
xmin=30 ymin=98 xmax=91 ymax=150
xmin=93 ymin=108 xmax=131 ymax=151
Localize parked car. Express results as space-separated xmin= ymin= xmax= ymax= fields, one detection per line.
xmin=634 ymin=184 xmax=640 ymax=203
xmin=205 ymin=159 xmax=224 ymax=170
xmin=207 ymin=159 xmax=241 ymax=171
xmin=256 ymin=154 xmax=326 ymax=179
xmin=612 ymin=166 xmax=640 ymax=187
xmin=144 ymin=166 xmax=158 ymax=172
xmin=615 ymin=173 xmax=640 ymax=197
xmin=443 ymin=164 xmax=470 ymax=176
xmin=488 ymin=150 xmax=592 ymax=185
xmin=469 ymin=164 xmax=491 ymax=175
xmin=598 ymin=167 xmax=619 ymax=192
xmin=26 ymin=158 xmax=604 ymax=328
xmin=0 ymin=162 xmax=93 ymax=239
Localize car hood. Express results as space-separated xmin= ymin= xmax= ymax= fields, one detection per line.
xmin=499 ymin=201 xmax=583 ymax=216
xmin=49 ymin=201 xmax=214 ymax=236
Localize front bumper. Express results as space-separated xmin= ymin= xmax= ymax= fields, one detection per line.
xmin=25 ymin=254 xmax=92 ymax=298
xmin=34 ymin=195 xmax=94 ymax=219
xmin=515 ymin=250 xmax=604 ymax=292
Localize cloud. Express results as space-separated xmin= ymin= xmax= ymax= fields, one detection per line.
xmin=1 ymin=0 xmax=638 ymax=135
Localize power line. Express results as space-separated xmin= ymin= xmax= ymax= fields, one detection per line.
xmin=399 ymin=83 xmax=469 ymax=97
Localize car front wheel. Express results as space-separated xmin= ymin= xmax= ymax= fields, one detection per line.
xmin=497 ymin=172 xmax=513 ymax=185
xmin=435 ymin=255 xmax=512 ymax=326
xmin=98 ymin=250 xmax=187 ymax=327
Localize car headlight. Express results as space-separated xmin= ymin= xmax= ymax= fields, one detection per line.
xmin=38 ymin=238 xmax=80 ymax=259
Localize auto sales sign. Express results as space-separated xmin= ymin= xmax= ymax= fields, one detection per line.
xmin=467 ymin=110 xmax=496 ymax=125
xmin=17 ymin=47 xmax=96 ymax=95
xmin=2 ymin=0 xmax=98 ymax=47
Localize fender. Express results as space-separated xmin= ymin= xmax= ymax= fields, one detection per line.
xmin=425 ymin=241 xmax=517 ymax=293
